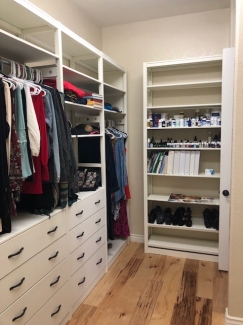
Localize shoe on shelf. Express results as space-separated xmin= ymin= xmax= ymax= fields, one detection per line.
xmin=148 ymin=208 xmax=156 ymax=224
xmin=203 ymin=208 xmax=213 ymax=228
xmin=178 ymin=207 xmax=186 ymax=226
xmin=185 ymin=207 xmax=192 ymax=227
xmin=155 ymin=205 xmax=165 ymax=224
xmin=164 ymin=208 xmax=172 ymax=225
xmin=212 ymin=209 xmax=219 ymax=230
xmin=172 ymin=207 xmax=185 ymax=226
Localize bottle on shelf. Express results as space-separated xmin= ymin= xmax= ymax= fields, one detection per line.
xmin=208 ymin=131 xmax=212 ymax=143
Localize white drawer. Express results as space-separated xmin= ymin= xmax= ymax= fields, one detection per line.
xmin=70 ymin=226 xmax=106 ymax=276
xmin=25 ymin=282 xmax=69 ymax=325
xmin=68 ymin=189 xmax=105 ymax=230
xmin=0 ymin=235 xmax=67 ymax=313
xmin=0 ymin=259 xmax=68 ymax=325
xmin=0 ymin=210 xmax=66 ymax=279
xmin=69 ymin=207 xmax=105 ymax=253
xmin=70 ymin=244 xmax=106 ymax=306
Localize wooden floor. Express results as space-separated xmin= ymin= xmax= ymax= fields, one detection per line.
xmin=67 ymin=242 xmax=228 ymax=325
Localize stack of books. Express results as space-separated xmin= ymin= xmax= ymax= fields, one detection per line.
xmin=83 ymin=93 xmax=103 ymax=109
xmin=147 ymin=150 xmax=200 ymax=175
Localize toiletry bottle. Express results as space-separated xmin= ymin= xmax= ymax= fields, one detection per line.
xmin=208 ymin=131 xmax=212 ymax=143
xmin=147 ymin=138 xmax=151 ymax=148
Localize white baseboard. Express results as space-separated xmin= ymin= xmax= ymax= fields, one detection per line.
xmin=226 ymin=308 xmax=243 ymax=325
xmin=129 ymin=234 xmax=144 ymax=243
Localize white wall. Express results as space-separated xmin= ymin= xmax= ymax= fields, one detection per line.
xmin=102 ymin=9 xmax=230 ymax=237
xmin=27 ymin=0 xmax=102 ymax=49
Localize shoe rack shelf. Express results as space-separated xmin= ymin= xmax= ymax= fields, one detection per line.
xmin=143 ymin=51 xmax=234 ymax=269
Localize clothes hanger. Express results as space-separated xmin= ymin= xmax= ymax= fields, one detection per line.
xmin=105 ymin=128 xmax=115 ymax=139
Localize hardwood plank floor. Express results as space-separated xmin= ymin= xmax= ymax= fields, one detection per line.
xmin=67 ymin=243 xmax=227 ymax=325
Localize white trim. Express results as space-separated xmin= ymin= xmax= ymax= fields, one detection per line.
xmin=130 ymin=234 xmax=144 ymax=243
xmin=226 ymin=308 xmax=243 ymax=325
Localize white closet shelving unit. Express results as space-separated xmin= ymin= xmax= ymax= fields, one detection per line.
xmin=0 ymin=0 xmax=129 ymax=324
xmin=143 ymin=51 xmax=234 ymax=270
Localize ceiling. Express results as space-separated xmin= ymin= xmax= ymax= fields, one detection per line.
xmin=72 ymin=0 xmax=230 ymax=27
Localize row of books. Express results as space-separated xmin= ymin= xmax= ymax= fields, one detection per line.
xmin=147 ymin=150 xmax=200 ymax=175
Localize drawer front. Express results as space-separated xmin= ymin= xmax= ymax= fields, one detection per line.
xmin=68 ymin=189 xmax=105 ymax=230
xmin=0 ymin=210 xmax=66 ymax=279
xmin=25 ymin=282 xmax=69 ymax=325
xmin=70 ymin=244 xmax=106 ymax=306
xmin=69 ymin=207 xmax=105 ymax=253
xmin=70 ymin=226 xmax=106 ymax=275
xmin=0 ymin=259 xmax=68 ymax=325
xmin=0 ymin=235 xmax=67 ymax=313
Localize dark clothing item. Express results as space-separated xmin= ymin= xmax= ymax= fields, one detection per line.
xmin=114 ymin=199 xmax=130 ymax=238
xmin=78 ymin=137 xmax=101 ymax=163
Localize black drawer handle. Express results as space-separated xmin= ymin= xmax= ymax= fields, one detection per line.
xmin=12 ymin=307 xmax=27 ymax=322
xmin=8 ymin=247 xmax=24 ymax=259
xmin=77 ymin=232 xmax=84 ymax=239
xmin=76 ymin=210 xmax=83 ymax=216
xmin=9 ymin=277 xmax=25 ymax=291
xmin=78 ymin=277 xmax=86 ymax=285
xmin=51 ymin=305 xmax=61 ymax=317
xmin=96 ymin=237 xmax=102 ymax=243
xmin=95 ymin=200 xmax=100 ymax=204
xmin=47 ymin=226 xmax=58 ymax=234
xmin=95 ymin=219 xmax=101 ymax=224
xmin=50 ymin=276 xmax=60 ymax=287
xmin=77 ymin=253 xmax=85 ymax=260
xmin=48 ymin=251 xmax=59 ymax=260
xmin=96 ymin=258 xmax=102 ymax=265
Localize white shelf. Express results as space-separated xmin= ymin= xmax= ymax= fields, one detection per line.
xmin=147 ymin=103 xmax=221 ymax=110
xmin=104 ymin=83 xmax=125 ymax=96
xmin=148 ymin=217 xmax=218 ymax=233
xmin=71 ymin=134 xmax=102 ymax=139
xmin=148 ymin=234 xmax=218 ymax=255
xmin=108 ymin=238 xmax=128 ymax=268
xmin=64 ymin=102 xmax=102 ymax=115
xmin=0 ymin=29 xmax=58 ymax=63
xmin=63 ymin=65 xmax=101 ymax=89
xmin=147 ymin=173 xmax=220 ymax=178
xmin=147 ymin=147 xmax=221 ymax=151
xmin=147 ymin=80 xmax=222 ymax=91
xmin=147 ymin=194 xmax=220 ymax=206
xmin=147 ymin=126 xmax=221 ymax=130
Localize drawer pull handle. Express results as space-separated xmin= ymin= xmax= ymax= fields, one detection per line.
xmin=47 ymin=226 xmax=58 ymax=234
xmin=77 ymin=232 xmax=84 ymax=239
xmin=9 ymin=277 xmax=25 ymax=291
xmin=95 ymin=219 xmax=101 ymax=224
xmin=50 ymin=276 xmax=60 ymax=287
xmin=8 ymin=247 xmax=24 ymax=259
xmin=95 ymin=200 xmax=100 ymax=204
xmin=96 ymin=237 xmax=102 ymax=243
xmin=77 ymin=253 xmax=85 ymax=260
xmin=12 ymin=307 xmax=27 ymax=322
xmin=51 ymin=305 xmax=61 ymax=317
xmin=96 ymin=258 xmax=103 ymax=265
xmin=78 ymin=277 xmax=86 ymax=285
xmin=48 ymin=251 xmax=59 ymax=260
xmin=76 ymin=210 xmax=83 ymax=216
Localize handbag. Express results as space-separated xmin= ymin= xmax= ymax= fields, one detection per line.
xmin=78 ymin=168 xmax=101 ymax=191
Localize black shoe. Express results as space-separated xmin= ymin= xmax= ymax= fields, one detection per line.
xmin=164 ymin=208 xmax=172 ymax=225
xmin=212 ymin=209 xmax=219 ymax=230
xmin=178 ymin=207 xmax=186 ymax=226
xmin=185 ymin=207 xmax=192 ymax=227
xmin=155 ymin=205 xmax=164 ymax=224
xmin=148 ymin=208 xmax=156 ymax=224
xmin=172 ymin=207 xmax=185 ymax=226
xmin=203 ymin=208 xmax=213 ymax=228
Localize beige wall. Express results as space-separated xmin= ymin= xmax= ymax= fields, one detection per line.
xmin=102 ymin=9 xmax=230 ymax=237
xmin=228 ymin=0 xmax=243 ymax=319
xmin=27 ymin=0 xmax=102 ymax=49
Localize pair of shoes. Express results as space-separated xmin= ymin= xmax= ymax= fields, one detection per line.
xmin=185 ymin=207 xmax=192 ymax=227
xmin=203 ymin=208 xmax=219 ymax=230
xmin=155 ymin=205 xmax=165 ymax=224
xmin=148 ymin=208 xmax=156 ymax=223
